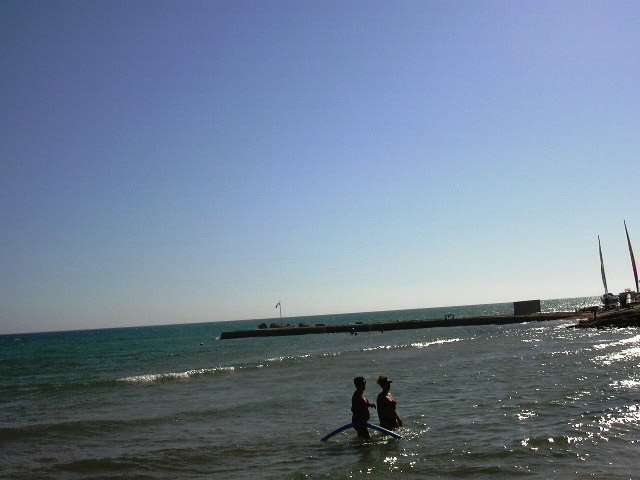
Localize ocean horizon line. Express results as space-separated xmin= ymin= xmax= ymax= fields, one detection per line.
xmin=0 ymin=295 xmax=599 ymax=337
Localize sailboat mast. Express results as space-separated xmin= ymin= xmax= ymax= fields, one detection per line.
xmin=598 ymin=235 xmax=608 ymax=294
xmin=624 ymin=221 xmax=639 ymax=293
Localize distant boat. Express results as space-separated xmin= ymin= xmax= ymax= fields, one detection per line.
xmin=598 ymin=235 xmax=619 ymax=307
xmin=602 ymin=292 xmax=619 ymax=307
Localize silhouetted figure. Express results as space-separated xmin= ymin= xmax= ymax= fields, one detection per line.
xmin=351 ymin=376 xmax=375 ymax=438
xmin=376 ymin=375 xmax=402 ymax=430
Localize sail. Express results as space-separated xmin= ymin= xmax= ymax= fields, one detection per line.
xmin=624 ymin=221 xmax=639 ymax=293
xmin=598 ymin=235 xmax=608 ymax=294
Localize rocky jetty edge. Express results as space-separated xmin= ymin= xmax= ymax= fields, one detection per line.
xmin=571 ymin=304 xmax=640 ymax=329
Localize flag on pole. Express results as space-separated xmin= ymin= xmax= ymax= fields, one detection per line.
xmin=275 ymin=302 xmax=280 ymax=309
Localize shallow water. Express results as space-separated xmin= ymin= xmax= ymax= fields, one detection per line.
xmin=1 ymin=297 xmax=639 ymax=479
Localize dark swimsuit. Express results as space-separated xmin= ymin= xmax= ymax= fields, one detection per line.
xmin=377 ymin=394 xmax=399 ymax=430
xmin=351 ymin=391 xmax=371 ymax=438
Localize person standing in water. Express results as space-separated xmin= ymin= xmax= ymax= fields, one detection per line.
xmin=376 ymin=375 xmax=402 ymax=430
xmin=351 ymin=376 xmax=376 ymax=439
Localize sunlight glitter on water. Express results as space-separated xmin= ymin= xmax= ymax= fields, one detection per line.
xmin=611 ymin=379 xmax=640 ymax=389
xmin=593 ymin=334 xmax=640 ymax=350
xmin=517 ymin=410 xmax=537 ymax=421
xmin=598 ymin=405 xmax=640 ymax=430
xmin=595 ymin=346 xmax=640 ymax=365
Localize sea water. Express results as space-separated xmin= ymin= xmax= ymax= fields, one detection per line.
xmin=1 ymin=297 xmax=639 ymax=479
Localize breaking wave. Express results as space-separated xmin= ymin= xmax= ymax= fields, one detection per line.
xmin=117 ymin=366 xmax=235 ymax=383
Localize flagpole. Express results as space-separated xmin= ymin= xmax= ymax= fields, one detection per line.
xmin=275 ymin=301 xmax=282 ymax=323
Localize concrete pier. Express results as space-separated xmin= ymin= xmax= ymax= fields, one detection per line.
xmin=219 ymin=312 xmax=578 ymax=340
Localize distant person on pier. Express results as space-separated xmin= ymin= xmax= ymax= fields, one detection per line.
xmin=351 ymin=376 xmax=375 ymax=438
xmin=376 ymin=375 xmax=402 ymax=430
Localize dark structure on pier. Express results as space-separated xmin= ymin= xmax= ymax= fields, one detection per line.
xmin=514 ymin=299 xmax=541 ymax=316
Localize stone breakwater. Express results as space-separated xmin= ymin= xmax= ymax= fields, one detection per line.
xmin=220 ymin=312 xmax=578 ymax=340
xmin=572 ymin=304 xmax=640 ymax=329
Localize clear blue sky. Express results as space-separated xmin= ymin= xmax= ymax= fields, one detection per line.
xmin=1 ymin=1 xmax=638 ymax=334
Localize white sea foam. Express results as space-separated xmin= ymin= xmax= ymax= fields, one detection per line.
xmin=265 ymin=354 xmax=311 ymax=362
xmin=361 ymin=338 xmax=463 ymax=352
xmin=363 ymin=344 xmax=398 ymax=351
xmin=117 ymin=366 xmax=235 ymax=383
xmin=410 ymin=338 xmax=464 ymax=348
